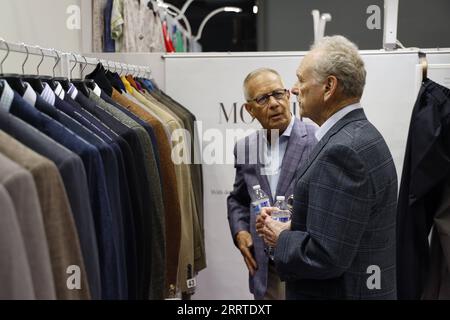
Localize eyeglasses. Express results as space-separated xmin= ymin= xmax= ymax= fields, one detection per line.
xmin=248 ymin=89 xmax=289 ymax=106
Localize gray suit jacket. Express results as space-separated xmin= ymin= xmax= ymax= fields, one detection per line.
xmin=227 ymin=118 xmax=317 ymax=299
xmin=0 ymin=152 xmax=55 ymax=299
xmin=275 ymin=109 xmax=398 ymax=300
xmin=0 ymin=184 xmax=35 ymax=300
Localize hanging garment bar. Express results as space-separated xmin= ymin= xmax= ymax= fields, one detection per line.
xmin=0 ymin=39 xmax=152 ymax=79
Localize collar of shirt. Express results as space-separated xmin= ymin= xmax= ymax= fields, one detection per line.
xmin=22 ymin=82 xmax=38 ymax=107
xmin=315 ymin=103 xmax=362 ymax=142
xmin=281 ymin=115 xmax=295 ymax=138
xmin=0 ymin=79 xmax=14 ymax=112
xmin=92 ymin=83 xmax=102 ymax=97
xmin=54 ymin=82 xmax=66 ymax=100
xmin=262 ymin=114 xmax=295 ymax=145
xmin=68 ymin=83 xmax=79 ymax=100
xmin=41 ymin=82 xmax=56 ymax=106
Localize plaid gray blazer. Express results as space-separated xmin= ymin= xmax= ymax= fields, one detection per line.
xmin=275 ymin=109 xmax=398 ymax=299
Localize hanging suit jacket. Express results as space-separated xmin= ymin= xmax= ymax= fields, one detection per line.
xmin=0 ymin=109 xmax=101 ymax=300
xmin=0 ymin=183 xmax=35 ymax=300
xmin=227 ymin=118 xmax=317 ymax=299
xmin=61 ymin=93 xmax=135 ymax=299
xmin=123 ymin=89 xmax=198 ymax=295
xmin=0 ymin=83 xmax=117 ymax=299
xmin=397 ymin=78 xmax=450 ymax=299
xmin=275 ymin=109 xmax=397 ymax=300
xmin=138 ymin=81 xmax=205 ymax=272
xmin=141 ymin=89 xmax=206 ymax=273
xmin=92 ymin=90 xmax=167 ymax=300
xmin=97 ymin=89 xmax=182 ymax=297
xmin=148 ymin=88 xmax=205 ymax=263
xmin=0 ymin=152 xmax=55 ymax=299
xmin=0 ymin=131 xmax=90 ymax=300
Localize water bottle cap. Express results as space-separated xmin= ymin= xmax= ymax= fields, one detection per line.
xmin=276 ymin=196 xmax=285 ymax=201
xmin=252 ymin=185 xmax=261 ymax=190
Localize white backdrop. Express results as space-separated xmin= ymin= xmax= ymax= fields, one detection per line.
xmin=164 ymin=50 xmax=450 ymax=300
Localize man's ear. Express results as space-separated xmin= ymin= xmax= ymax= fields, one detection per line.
xmin=324 ymin=75 xmax=338 ymax=101
xmin=244 ymin=103 xmax=254 ymax=117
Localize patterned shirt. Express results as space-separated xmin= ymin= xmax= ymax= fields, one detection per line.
xmin=111 ymin=0 xmax=163 ymax=52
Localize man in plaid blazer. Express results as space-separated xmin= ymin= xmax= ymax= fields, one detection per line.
xmin=258 ymin=36 xmax=398 ymax=299
xmin=227 ymin=68 xmax=317 ymax=300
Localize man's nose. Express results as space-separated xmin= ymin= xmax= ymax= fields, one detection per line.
xmin=267 ymin=95 xmax=279 ymax=108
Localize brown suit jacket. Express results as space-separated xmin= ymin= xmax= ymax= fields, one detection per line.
xmin=0 ymin=183 xmax=35 ymax=300
xmin=0 ymin=131 xmax=90 ymax=300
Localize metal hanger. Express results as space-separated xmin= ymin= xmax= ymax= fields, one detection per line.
xmin=81 ymin=55 xmax=94 ymax=86
xmin=71 ymin=54 xmax=93 ymax=96
xmin=1 ymin=42 xmax=27 ymax=94
xmin=51 ymin=50 xmax=71 ymax=91
xmin=37 ymin=48 xmax=61 ymax=90
xmin=52 ymin=49 xmax=61 ymax=78
xmin=0 ymin=38 xmax=10 ymax=74
xmin=22 ymin=45 xmax=45 ymax=92
xmin=70 ymin=53 xmax=79 ymax=79
xmin=81 ymin=55 xmax=89 ymax=78
xmin=21 ymin=43 xmax=29 ymax=75
xmin=36 ymin=46 xmax=44 ymax=76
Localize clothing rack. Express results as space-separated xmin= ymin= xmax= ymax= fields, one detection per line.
xmin=0 ymin=39 xmax=152 ymax=79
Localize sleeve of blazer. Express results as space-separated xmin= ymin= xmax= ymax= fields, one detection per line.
xmin=275 ymin=143 xmax=373 ymax=280
xmin=0 ymin=185 xmax=35 ymax=300
xmin=227 ymin=143 xmax=252 ymax=246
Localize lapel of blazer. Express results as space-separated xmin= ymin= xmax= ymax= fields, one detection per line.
xmin=296 ymin=109 xmax=367 ymax=181
xmin=275 ymin=118 xmax=308 ymax=197
xmin=252 ymin=130 xmax=274 ymax=204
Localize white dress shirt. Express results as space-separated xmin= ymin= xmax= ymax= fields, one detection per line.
xmin=263 ymin=116 xmax=295 ymax=200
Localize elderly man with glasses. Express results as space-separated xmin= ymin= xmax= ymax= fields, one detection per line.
xmin=227 ymin=68 xmax=318 ymax=300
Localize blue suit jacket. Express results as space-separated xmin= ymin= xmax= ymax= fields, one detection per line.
xmin=275 ymin=109 xmax=398 ymax=300
xmin=227 ymin=118 xmax=317 ymax=299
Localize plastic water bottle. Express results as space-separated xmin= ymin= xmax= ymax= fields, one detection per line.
xmin=251 ymin=185 xmax=271 ymax=216
xmin=272 ymin=196 xmax=291 ymax=223
xmin=267 ymin=196 xmax=291 ymax=260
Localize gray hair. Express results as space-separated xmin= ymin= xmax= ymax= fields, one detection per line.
xmin=310 ymin=35 xmax=366 ymax=98
xmin=243 ymin=68 xmax=283 ymax=101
